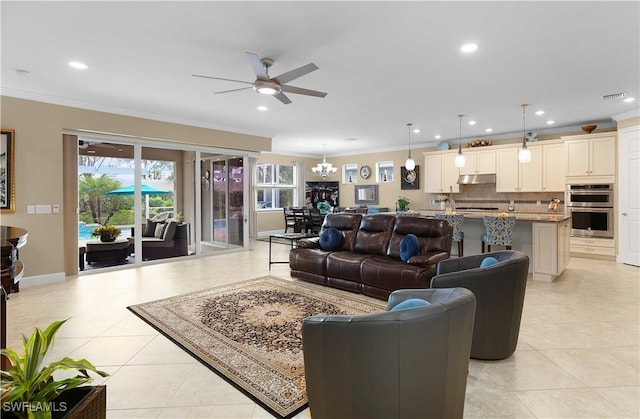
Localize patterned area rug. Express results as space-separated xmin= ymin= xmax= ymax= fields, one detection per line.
xmin=128 ymin=276 xmax=386 ymax=418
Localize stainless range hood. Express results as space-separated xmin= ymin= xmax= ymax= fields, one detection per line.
xmin=457 ymin=174 xmax=497 ymax=185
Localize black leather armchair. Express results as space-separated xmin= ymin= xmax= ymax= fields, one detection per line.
xmin=302 ymin=287 xmax=476 ymax=419
xmin=431 ymin=250 xmax=529 ymax=360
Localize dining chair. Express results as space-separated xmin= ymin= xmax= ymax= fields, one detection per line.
xmin=435 ymin=213 xmax=464 ymax=257
xmin=308 ymin=207 xmax=324 ymax=235
xmin=291 ymin=207 xmax=309 ymax=233
xmin=481 ymin=215 xmax=516 ymax=253
xmin=283 ymin=207 xmax=297 ymax=233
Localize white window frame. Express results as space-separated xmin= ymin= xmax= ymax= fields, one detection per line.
xmin=342 ymin=164 xmax=358 ymax=184
xmin=376 ymin=161 xmax=394 ymax=183
xmin=256 ymin=163 xmax=297 ymax=210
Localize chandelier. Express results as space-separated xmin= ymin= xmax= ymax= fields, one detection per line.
xmin=312 ymin=144 xmax=337 ymax=178
xmin=405 ymin=123 xmax=416 ymax=170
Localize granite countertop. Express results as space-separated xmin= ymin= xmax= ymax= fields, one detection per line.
xmin=415 ymin=209 xmax=571 ymax=223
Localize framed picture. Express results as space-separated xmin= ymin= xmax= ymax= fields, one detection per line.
xmin=1 ymin=129 xmax=15 ymax=213
xmin=401 ymin=165 xmax=420 ymax=190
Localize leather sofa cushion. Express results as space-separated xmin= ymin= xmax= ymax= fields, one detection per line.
xmin=290 ymin=248 xmax=331 ymax=276
xmin=354 ymin=214 xmax=396 ymax=255
xmin=387 ymin=217 xmax=452 ymax=259
xmin=320 ymin=213 xmax=363 ymax=252
xmin=327 ymin=251 xmax=372 ymax=282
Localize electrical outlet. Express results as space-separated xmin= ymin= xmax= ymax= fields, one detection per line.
xmin=536 ymin=200 xmax=541 ymax=206
xmin=52 ymin=204 xmax=60 ymax=214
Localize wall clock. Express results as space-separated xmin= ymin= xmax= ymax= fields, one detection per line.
xmin=359 ymin=165 xmax=371 ymax=179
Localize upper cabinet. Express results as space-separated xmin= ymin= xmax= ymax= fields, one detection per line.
xmin=459 ymin=149 xmax=496 ymax=176
xmin=564 ymin=133 xmax=616 ymax=179
xmin=496 ymin=146 xmax=543 ymax=192
xmin=424 ymin=152 xmax=460 ymax=193
xmin=542 ymin=142 xmax=565 ymax=191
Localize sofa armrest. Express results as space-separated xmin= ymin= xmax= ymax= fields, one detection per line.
xmin=406 ymin=251 xmax=450 ymax=267
xmin=296 ymin=237 xmax=321 ymax=249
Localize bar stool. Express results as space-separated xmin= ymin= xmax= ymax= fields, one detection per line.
xmin=481 ymin=215 xmax=516 ymax=253
xmin=435 ymin=213 xmax=464 ymax=257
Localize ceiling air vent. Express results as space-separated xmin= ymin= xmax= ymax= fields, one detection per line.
xmin=602 ymin=92 xmax=626 ymax=101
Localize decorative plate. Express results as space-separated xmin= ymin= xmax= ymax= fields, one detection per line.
xmin=360 ymin=165 xmax=371 ymax=179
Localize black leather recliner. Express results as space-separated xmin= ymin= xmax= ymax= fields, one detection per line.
xmin=431 ymin=250 xmax=529 ymax=360
xmin=302 ymin=287 xmax=476 ymax=419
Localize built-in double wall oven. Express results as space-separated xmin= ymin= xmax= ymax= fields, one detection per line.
xmin=566 ymin=184 xmax=614 ymax=238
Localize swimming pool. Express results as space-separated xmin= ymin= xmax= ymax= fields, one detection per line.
xmin=79 ymin=223 xmax=131 ymax=240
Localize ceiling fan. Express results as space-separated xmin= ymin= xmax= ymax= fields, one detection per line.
xmin=193 ymin=52 xmax=327 ymax=105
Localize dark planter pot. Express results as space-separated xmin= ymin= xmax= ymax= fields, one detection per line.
xmin=3 ymin=385 xmax=106 ymax=419
xmin=100 ymin=234 xmax=116 ymax=242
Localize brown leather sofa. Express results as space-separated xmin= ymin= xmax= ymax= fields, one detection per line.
xmin=290 ymin=213 xmax=453 ymax=299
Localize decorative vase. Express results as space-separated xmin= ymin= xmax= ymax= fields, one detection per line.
xmin=100 ymin=233 xmax=116 ymax=242
xmin=440 ymin=201 xmax=446 ymax=210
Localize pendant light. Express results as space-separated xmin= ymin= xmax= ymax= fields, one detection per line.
xmin=454 ymin=114 xmax=466 ymax=168
xmin=518 ymin=104 xmax=532 ymax=163
xmin=405 ymin=123 xmax=416 ymax=171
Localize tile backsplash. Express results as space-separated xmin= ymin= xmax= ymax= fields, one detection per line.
xmin=426 ymin=184 xmax=566 ymax=213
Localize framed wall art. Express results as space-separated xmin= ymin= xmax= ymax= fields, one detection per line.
xmin=401 ymin=165 xmax=419 ymax=190
xmin=1 ymin=129 xmax=15 ymax=213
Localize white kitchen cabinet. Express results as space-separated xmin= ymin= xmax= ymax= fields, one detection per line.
xmin=496 ymin=146 xmax=542 ymax=192
xmin=459 ymin=149 xmax=496 ymax=175
xmin=564 ymin=134 xmax=616 ymax=178
xmin=532 ymin=217 xmax=571 ymax=281
xmin=424 ymin=152 xmax=459 ymax=193
xmin=542 ymin=142 xmax=565 ymax=191
xmin=570 ymin=236 xmax=616 ymax=259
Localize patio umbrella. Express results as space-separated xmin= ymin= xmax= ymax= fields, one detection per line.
xmin=107 ymin=184 xmax=172 ymax=220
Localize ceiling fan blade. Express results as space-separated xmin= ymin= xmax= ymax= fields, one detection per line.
xmin=272 ymin=63 xmax=319 ymax=84
xmin=214 ymin=86 xmax=254 ymax=94
xmin=281 ymin=85 xmax=327 ymax=98
xmin=246 ymin=52 xmax=269 ymax=80
xmin=273 ymin=92 xmax=292 ymax=105
xmin=192 ymin=74 xmax=254 ymax=85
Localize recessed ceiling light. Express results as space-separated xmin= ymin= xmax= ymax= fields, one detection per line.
xmin=546 ymin=120 xmax=555 ymax=125
xmin=68 ymin=61 xmax=88 ymax=70
xmin=535 ymin=110 xmax=545 ymax=115
xmin=485 ymin=128 xmax=493 ymax=133
xmin=460 ymin=43 xmax=478 ymax=53
xmin=257 ymin=106 xmax=268 ymax=111
xmin=468 ymin=120 xmax=476 ymax=125
xmin=413 ymin=128 xmax=420 ymax=133
xmin=623 ymin=97 xmax=636 ymax=103
xmin=435 ymin=135 xmax=442 ymax=139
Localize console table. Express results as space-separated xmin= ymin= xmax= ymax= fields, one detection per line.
xmin=1 ymin=225 xmax=28 ymax=370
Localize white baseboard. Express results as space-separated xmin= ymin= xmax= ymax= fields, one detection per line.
xmin=19 ymin=272 xmax=66 ymax=288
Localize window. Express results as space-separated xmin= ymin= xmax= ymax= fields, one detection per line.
xmin=256 ymin=163 xmax=296 ymax=209
xmin=342 ymin=164 xmax=358 ymax=184
xmin=376 ymin=161 xmax=394 ymax=182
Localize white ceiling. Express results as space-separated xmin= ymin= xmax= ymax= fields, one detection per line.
xmin=2 ymin=1 xmax=638 ymax=157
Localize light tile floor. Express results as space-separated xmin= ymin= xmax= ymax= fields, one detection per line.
xmin=5 ymin=240 xmax=639 ymax=418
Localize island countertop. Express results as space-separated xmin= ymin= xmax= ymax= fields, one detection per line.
xmin=415 ymin=209 xmax=570 ymax=223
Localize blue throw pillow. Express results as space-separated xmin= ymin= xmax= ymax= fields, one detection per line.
xmin=319 ymin=228 xmax=342 ymax=251
xmin=399 ymin=234 xmax=420 ymax=262
xmin=480 ymin=257 xmax=499 ymax=268
xmin=390 ymin=298 xmax=431 ymax=311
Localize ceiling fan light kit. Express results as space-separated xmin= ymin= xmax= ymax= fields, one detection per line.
xmin=194 ymin=52 xmax=327 ymax=104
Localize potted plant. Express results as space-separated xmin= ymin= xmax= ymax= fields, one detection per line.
xmin=397 ymin=196 xmax=410 ymax=211
xmin=91 ymin=225 xmax=121 ymax=242
xmin=1 ymin=319 xmax=109 ymax=419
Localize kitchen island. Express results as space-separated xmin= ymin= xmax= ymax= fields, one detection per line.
xmin=416 ymin=210 xmax=571 ymax=281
